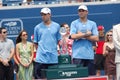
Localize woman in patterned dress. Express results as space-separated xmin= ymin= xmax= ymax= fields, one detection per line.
xmin=16 ymin=30 xmax=34 ymax=80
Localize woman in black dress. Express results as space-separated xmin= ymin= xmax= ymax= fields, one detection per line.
xmin=103 ymin=29 xmax=116 ymax=80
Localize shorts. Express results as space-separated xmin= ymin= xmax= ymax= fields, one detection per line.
xmin=94 ymin=54 xmax=105 ymax=70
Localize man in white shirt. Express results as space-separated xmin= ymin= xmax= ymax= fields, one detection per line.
xmin=113 ymin=24 xmax=120 ymax=80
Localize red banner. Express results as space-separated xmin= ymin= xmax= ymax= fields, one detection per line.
xmin=37 ymin=76 xmax=108 ymax=80
xmin=76 ymin=76 xmax=108 ymax=80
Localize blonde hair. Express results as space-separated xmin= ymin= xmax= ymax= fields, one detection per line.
xmin=105 ymin=29 xmax=113 ymax=42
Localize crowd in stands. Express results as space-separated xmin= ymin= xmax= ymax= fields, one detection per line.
xmin=0 ymin=0 xmax=115 ymax=7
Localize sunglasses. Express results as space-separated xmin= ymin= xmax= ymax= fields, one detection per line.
xmin=65 ymin=27 xmax=69 ymax=29
xmin=107 ymin=34 xmax=112 ymax=36
xmin=2 ymin=31 xmax=7 ymax=34
xmin=22 ymin=34 xmax=28 ymax=36
xmin=78 ymin=9 xmax=86 ymax=12
xmin=40 ymin=13 xmax=47 ymax=16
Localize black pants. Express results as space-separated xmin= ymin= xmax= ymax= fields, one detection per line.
xmin=73 ymin=58 xmax=96 ymax=75
xmin=0 ymin=61 xmax=14 ymax=80
xmin=34 ymin=62 xmax=57 ymax=79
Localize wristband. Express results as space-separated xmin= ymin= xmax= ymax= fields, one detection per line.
xmin=69 ymin=35 xmax=71 ymax=39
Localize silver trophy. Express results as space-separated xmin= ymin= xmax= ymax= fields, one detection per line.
xmin=59 ymin=27 xmax=71 ymax=64
xmin=59 ymin=27 xmax=66 ymax=36
xmin=59 ymin=27 xmax=68 ymax=54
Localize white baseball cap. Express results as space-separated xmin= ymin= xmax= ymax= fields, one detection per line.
xmin=40 ymin=7 xmax=51 ymax=14
xmin=78 ymin=5 xmax=88 ymax=11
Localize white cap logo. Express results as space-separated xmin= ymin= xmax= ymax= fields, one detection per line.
xmin=78 ymin=5 xmax=88 ymax=11
xmin=40 ymin=7 xmax=51 ymax=14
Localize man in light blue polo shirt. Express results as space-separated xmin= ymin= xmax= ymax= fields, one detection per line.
xmin=34 ymin=7 xmax=61 ymax=79
xmin=70 ymin=5 xmax=99 ymax=75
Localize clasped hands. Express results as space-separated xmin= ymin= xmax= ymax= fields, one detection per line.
xmin=2 ymin=59 xmax=9 ymax=66
xmin=85 ymin=30 xmax=92 ymax=37
xmin=78 ymin=30 xmax=92 ymax=39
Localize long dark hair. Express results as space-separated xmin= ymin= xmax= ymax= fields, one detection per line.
xmin=16 ymin=30 xmax=27 ymax=44
xmin=60 ymin=23 xmax=68 ymax=27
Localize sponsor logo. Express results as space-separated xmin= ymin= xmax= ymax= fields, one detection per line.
xmin=4 ymin=21 xmax=17 ymax=27
xmin=0 ymin=18 xmax=23 ymax=37
xmin=58 ymin=71 xmax=77 ymax=77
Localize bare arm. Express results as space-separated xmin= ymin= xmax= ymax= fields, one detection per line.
xmin=0 ymin=57 xmax=3 ymax=62
xmin=34 ymin=43 xmax=38 ymax=50
xmin=13 ymin=51 xmax=19 ymax=65
xmin=16 ymin=44 xmax=24 ymax=66
xmin=85 ymin=35 xmax=99 ymax=42
xmin=71 ymin=31 xmax=85 ymax=39
xmin=7 ymin=48 xmax=15 ymax=61
xmin=103 ymin=43 xmax=108 ymax=56
xmin=71 ymin=30 xmax=99 ymax=42
xmin=29 ymin=43 xmax=34 ymax=65
xmin=1 ymin=46 xmax=15 ymax=66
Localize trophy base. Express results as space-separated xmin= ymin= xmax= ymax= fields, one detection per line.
xmin=58 ymin=54 xmax=71 ymax=64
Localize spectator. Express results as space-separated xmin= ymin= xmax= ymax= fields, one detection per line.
xmin=94 ymin=25 xmax=105 ymax=76
xmin=0 ymin=27 xmax=15 ymax=80
xmin=16 ymin=30 xmax=34 ymax=80
xmin=59 ymin=23 xmax=73 ymax=55
xmin=70 ymin=5 xmax=99 ymax=75
xmin=103 ymin=29 xmax=116 ymax=80
xmin=34 ymin=7 xmax=61 ymax=79
xmin=113 ymin=24 xmax=120 ymax=80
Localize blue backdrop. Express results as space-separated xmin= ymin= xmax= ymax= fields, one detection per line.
xmin=0 ymin=3 xmax=120 ymax=43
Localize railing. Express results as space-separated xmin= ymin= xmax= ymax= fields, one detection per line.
xmin=0 ymin=0 xmax=119 ymax=7
xmin=2 ymin=0 xmax=57 ymax=6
